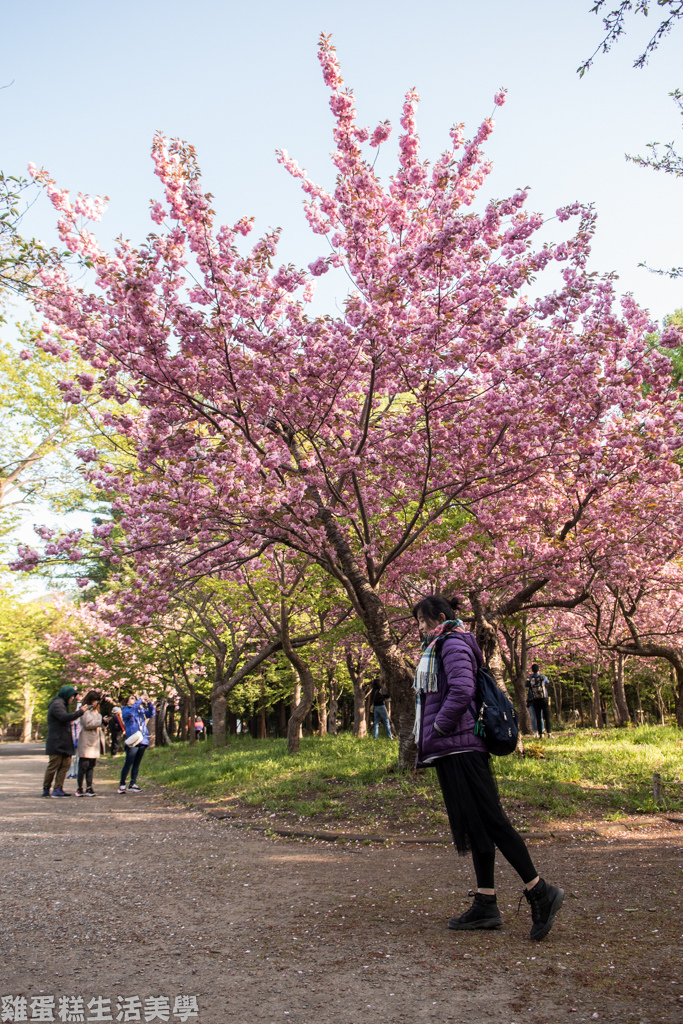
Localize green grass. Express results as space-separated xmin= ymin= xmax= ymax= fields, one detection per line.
xmin=132 ymin=726 xmax=683 ymax=832
xmin=494 ymin=726 xmax=683 ymax=817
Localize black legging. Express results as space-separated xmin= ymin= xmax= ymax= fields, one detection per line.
xmin=77 ymin=757 xmax=97 ymax=790
xmin=436 ymin=753 xmax=537 ymax=890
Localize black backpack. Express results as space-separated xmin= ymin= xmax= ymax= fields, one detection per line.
xmin=471 ymin=664 xmax=519 ymax=756
xmin=528 ymin=672 xmax=548 ymax=700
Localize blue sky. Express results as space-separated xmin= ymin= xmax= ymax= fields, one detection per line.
xmin=3 ymin=0 xmax=683 ymax=590
xmin=3 ymin=0 xmax=682 ymax=321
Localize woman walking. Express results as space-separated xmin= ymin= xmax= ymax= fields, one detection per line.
xmin=76 ymin=691 xmax=105 ymax=796
xmin=118 ymin=692 xmax=155 ymax=794
xmin=413 ymin=595 xmax=563 ymax=941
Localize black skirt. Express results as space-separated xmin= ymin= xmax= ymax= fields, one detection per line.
xmin=434 ymin=750 xmax=513 ymax=856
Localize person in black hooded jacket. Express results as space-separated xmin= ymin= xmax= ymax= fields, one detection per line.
xmin=43 ymin=686 xmax=85 ymax=798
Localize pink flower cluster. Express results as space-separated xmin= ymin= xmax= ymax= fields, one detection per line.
xmin=15 ymin=35 xmax=683 ymax=726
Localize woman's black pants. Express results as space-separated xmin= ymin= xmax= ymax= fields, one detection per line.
xmin=77 ymin=757 xmax=97 ymax=790
xmin=435 ymin=751 xmax=537 ymax=890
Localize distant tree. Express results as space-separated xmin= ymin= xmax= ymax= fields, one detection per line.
xmin=0 ymin=329 xmax=106 ymax=537
xmin=0 ymin=592 xmax=64 ymax=741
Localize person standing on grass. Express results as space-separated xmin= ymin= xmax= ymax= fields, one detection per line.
xmin=369 ymin=678 xmax=393 ymax=739
xmin=118 ymin=692 xmax=155 ymax=794
xmin=76 ymin=691 xmax=105 ymax=796
xmin=526 ymin=663 xmax=552 ymax=738
xmin=412 ymin=594 xmax=564 ymax=941
xmin=43 ymin=686 xmax=86 ymax=798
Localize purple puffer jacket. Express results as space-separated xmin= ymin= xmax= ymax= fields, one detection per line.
xmin=416 ymin=631 xmax=487 ymax=767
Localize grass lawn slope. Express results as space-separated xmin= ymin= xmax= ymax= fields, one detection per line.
xmin=133 ymin=726 xmax=683 ymax=838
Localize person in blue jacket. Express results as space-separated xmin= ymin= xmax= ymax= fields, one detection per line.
xmin=118 ymin=692 xmax=156 ymax=794
xmin=413 ymin=594 xmax=563 ymax=941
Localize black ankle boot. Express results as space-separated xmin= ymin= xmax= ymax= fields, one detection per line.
xmin=448 ymin=892 xmax=503 ymax=931
xmin=524 ymin=878 xmax=564 ymax=941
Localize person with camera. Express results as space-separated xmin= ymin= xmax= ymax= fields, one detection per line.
xmin=118 ymin=692 xmax=156 ymax=794
xmin=76 ymin=690 xmax=106 ymax=796
xmin=42 ymin=685 xmax=86 ymax=797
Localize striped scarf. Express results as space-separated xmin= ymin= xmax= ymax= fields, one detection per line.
xmin=413 ymin=619 xmax=465 ymax=741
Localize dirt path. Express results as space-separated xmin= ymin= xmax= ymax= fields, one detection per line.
xmin=1 ymin=749 xmax=682 ymax=1024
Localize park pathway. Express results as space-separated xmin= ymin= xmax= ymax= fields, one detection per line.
xmin=1 ymin=749 xmax=681 ymax=1024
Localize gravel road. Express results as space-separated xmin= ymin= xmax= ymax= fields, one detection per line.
xmin=2 ymin=749 xmax=682 ymax=1024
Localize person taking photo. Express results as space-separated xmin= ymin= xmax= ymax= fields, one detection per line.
xmin=118 ymin=692 xmax=156 ymax=794
xmin=43 ymin=686 xmax=86 ymax=798
xmin=76 ymin=690 xmax=106 ymax=796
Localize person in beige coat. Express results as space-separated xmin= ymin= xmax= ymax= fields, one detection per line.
xmin=76 ymin=690 xmax=105 ymax=796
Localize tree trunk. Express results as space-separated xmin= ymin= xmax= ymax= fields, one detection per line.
xmin=347 ymin=654 xmax=369 ymax=739
xmin=328 ymin=672 xmax=338 ymax=736
xmin=317 ymin=680 xmax=328 ymax=736
xmin=179 ymin=695 xmax=189 ymax=741
xmin=675 ymin=674 xmax=683 ymax=729
xmin=257 ymin=675 xmax=267 ymax=739
xmin=21 ymin=681 xmax=35 ymax=744
xmin=281 ymin=599 xmax=315 ymax=754
xmin=188 ymin=685 xmax=197 ymax=746
xmin=212 ymin=693 xmax=227 ymax=748
xmin=469 ymin=593 xmax=513 ymax=699
xmin=290 ymin=682 xmax=302 ymax=740
xmin=552 ymin=675 xmax=563 ymax=726
xmin=608 ymin=659 xmax=622 ymax=726
xmin=315 ymin=506 xmax=417 ymax=765
xmin=653 ymin=680 xmax=666 ymax=725
xmin=147 ymin=709 xmax=156 ymax=748
xmin=612 ymin=642 xmax=683 ymax=728
xmin=611 ymin=654 xmax=631 ymax=726
xmin=636 ymin=678 xmax=644 ymax=725
xmin=352 ymin=688 xmax=368 ymax=737
xmin=277 ymin=700 xmax=287 ymax=737
xmin=285 ymin=671 xmax=314 ymax=752
xmin=511 ymin=617 xmax=533 ymax=735
xmin=590 ymin=665 xmax=604 ymax=728
xmin=155 ymin=697 xmax=172 ymax=746
xmin=211 ymin=651 xmax=228 ymax=748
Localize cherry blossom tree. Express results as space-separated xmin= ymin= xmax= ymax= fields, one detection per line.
xmin=20 ymin=35 xmax=683 ymax=763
